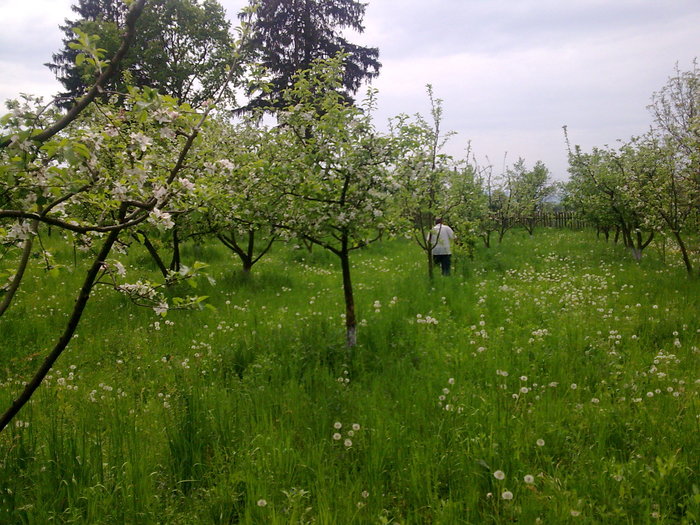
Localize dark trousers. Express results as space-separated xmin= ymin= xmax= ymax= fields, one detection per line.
xmin=433 ymin=254 xmax=451 ymax=276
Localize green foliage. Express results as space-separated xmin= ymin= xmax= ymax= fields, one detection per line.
xmin=238 ymin=0 xmax=381 ymax=112
xmin=47 ymin=0 xmax=236 ymax=107
xmin=564 ymin=60 xmax=700 ymax=272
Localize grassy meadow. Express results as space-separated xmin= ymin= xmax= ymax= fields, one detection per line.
xmin=0 ymin=228 xmax=698 ymax=524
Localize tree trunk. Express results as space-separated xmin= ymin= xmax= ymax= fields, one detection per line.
xmin=302 ymin=237 xmax=314 ymax=253
xmin=339 ymin=237 xmax=356 ymax=347
xmin=169 ymin=227 xmax=181 ymax=272
xmin=481 ymin=231 xmax=491 ymax=248
xmin=671 ymin=230 xmax=693 ymax=275
xmin=0 ymin=219 xmax=39 ymax=317
xmin=525 ymin=218 xmax=535 ymax=235
xmin=0 ymin=227 xmax=121 ymax=432
xmin=427 ymin=248 xmax=435 ymax=280
xmin=244 ymin=229 xmax=255 ymax=272
xmin=134 ymin=231 xmax=169 ymax=279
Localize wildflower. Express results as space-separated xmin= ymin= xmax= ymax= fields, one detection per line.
xmin=332 ymin=433 xmax=341 ymax=441
xmin=334 ymin=421 xmax=342 ymax=429
xmin=536 ymin=439 xmax=545 ymax=447
xmin=570 ymin=383 xmax=577 ymax=390
xmin=524 ymin=475 xmax=534 ymax=484
xmin=570 ymin=510 xmax=581 ymax=517
xmin=493 ymin=470 xmax=505 ymax=480
xmin=257 ymin=499 xmax=267 ymax=507
xmin=344 ymin=439 xmax=352 ymax=447
xmin=448 ymin=377 xmax=455 ymax=385
xmin=501 ymin=490 xmax=513 ymax=500
xmin=352 ymin=423 xmax=360 ymax=431
xmin=361 ymin=490 xmax=369 ymax=498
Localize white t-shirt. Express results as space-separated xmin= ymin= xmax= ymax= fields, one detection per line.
xmin=428 ymin=223 xmax=455 ymax=255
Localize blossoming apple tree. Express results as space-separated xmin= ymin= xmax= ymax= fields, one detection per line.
xmin=271 ymin=56 xmax=395 ymax=347
xmin=390 ymin=86 xmax=480 ymax=278
xmin=0 ymin=0 xmax=248 ymax=431
xmin=196 ymin=116 xmax=283 ymax=274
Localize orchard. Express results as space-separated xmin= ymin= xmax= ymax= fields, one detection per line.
xmin=1 ymin=1 xmax=698 ymax=523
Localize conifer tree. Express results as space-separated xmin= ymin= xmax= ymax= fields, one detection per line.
xmin=238 ymin=0 xmax=380 ymax=111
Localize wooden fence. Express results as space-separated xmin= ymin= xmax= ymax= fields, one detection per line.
xmin=517 ymin=211 xmax=590 ymax=230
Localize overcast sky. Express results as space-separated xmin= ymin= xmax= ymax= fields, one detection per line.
xmin=1 ymin=0 xmax=698 ymax=180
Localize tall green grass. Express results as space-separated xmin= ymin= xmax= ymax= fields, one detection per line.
xmin=1 ymin=229 xmax=698 ymax=523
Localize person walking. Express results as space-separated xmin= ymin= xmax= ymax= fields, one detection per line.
xmin=428 ymin=218 xmax=455 ymax=276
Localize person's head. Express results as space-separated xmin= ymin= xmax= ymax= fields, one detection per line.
xmin=435 ymin=217 xmax=443 ymax=225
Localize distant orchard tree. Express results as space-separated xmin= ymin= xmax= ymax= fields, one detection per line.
xmin=238 ymin=0 xmax=381 ymax=111
xmin=649 ymin=60 xmax=699 ymax=187
xmin=566 ymin=142 xmax=655 ymax=261
xmin=47 ymin=0 xmax=235 ymax=107
xmin=391 ymin=85 xmax=476 ymax=278
xmin=562 ymin=149 xmax=619 ymax=240
xmin=509 ymin=158 xmax=555 ymax=235
xmin=199 ymin=118 xmax=283 ymax=274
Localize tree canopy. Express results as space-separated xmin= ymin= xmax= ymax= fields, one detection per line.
xmin=46 ymin=0 xmax=235 ymax=107
xmin=238 ymin=0 xmax=381 ymax=112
